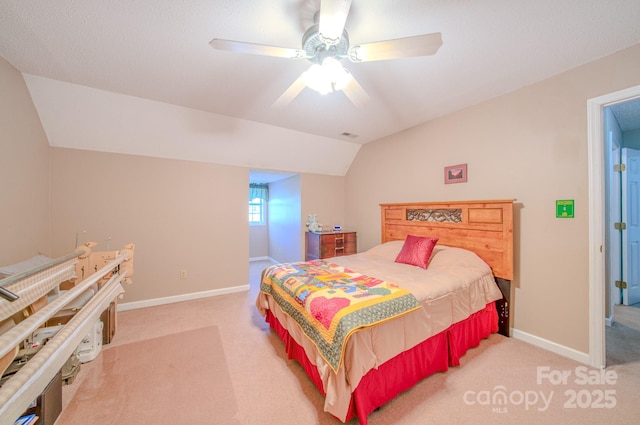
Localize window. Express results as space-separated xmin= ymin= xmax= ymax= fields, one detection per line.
xmin=249 ymin=183 xmax=268 ymax=225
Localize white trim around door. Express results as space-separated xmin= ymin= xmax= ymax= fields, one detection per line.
xmin=587 ymin=84 xmax=640 ymax=369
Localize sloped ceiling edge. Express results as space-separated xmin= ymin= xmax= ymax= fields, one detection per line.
xmin=23 ymin=74 xmax=361 ymax=176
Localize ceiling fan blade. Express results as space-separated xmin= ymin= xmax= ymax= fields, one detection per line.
xmin=318 ymin=0 xmax=352 ymax=44
xmin=348 ymin=32 xmax=443 ymax=62
xmin=272 ymin=75 xmax=307 ymax=108
xmin=210 ymin=39 xmax=306 ymax=59
xmin=341 ymin=75 xmax=369 ymax=108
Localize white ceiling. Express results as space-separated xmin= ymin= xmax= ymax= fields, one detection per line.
xmin=2 ymin=0 xmax=640 ymax=174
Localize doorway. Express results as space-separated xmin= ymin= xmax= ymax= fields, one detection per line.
xmin=588 ymin=85 xmax=640 ymax=368
xmin=605 ymin=135 xmax=640 ymax=366
xmin=248 ymin=169 xmax=300 ymax=264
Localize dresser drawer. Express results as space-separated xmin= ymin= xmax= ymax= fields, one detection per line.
xmin=306 ymin=232 xmax=357 ymax=260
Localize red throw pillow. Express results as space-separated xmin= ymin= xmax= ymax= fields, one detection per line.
xmin=394 ymin=235 xmax=439 ymax=269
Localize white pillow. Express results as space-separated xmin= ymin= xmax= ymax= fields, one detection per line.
xmin=364 ymin=241 xmax=405 ymax=260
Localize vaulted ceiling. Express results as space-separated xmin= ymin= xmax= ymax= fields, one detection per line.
xmin=2 ymin=1 xmax=640 ymax=176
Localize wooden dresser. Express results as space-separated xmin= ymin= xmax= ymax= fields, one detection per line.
xmin=305 ymin=231 xmax=357 ymax=260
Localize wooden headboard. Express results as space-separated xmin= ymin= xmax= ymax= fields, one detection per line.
xmin=380 ymin=199 xmax=514 ymax=280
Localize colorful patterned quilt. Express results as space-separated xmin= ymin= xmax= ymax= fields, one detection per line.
xmin=260 ymin=260 xmax=422 ymax=373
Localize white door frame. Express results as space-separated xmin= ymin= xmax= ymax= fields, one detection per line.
xmin=588 ymin=84 xmax=640 ymax=369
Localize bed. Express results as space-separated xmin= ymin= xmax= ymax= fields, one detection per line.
xmin=256 ymin=199 xmax=514 ymax=424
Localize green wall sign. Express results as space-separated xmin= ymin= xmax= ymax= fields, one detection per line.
xmin=556 ymin=200 xmax=574 ymax=218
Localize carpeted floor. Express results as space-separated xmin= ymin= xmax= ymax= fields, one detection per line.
xmin=613 ymin=303 xmax=640 ymax=333
xmin=55 ymin=260 xmax=640 ymax=425
xmin=57 ymin=326 xmax=238 ymax=425
xmin=606 ymin=322 xmax=640 ymax=366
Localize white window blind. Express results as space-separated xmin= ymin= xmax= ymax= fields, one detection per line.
xmin=249 ymin=183 xmax=268 ymax=225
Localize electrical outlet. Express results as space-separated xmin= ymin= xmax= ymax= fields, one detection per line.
xmin=180 ymin=269 xmax=188 ymax=279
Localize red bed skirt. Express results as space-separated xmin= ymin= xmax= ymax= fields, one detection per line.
xmin=265 ymin=302 xmax=498 ymax=425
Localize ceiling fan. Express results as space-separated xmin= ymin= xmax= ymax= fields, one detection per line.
xmin=209 ymin=0 xmax=442 ymax=107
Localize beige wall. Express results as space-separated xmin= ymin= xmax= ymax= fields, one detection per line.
xmin=345 ymin=43 xmax=640 ymax=354
xmin=46 ymin=151 xmax=346 ymax=304
xmin=300 ymin=173 xmax=347 ymax=256
xmin=6 ymin=41 xmax=640 ymax=354
xmin=268 ymin=175 xmax=302 ymax=263
xmin=49 ymin=148 xmax=249 ymax=303
xmin=249 ymin=224 xmax=269 ymax=258
xmin=0 ymin=57 xmax=50 ymax=264
xmin=301 ymin=173 xmax=347 ymax=231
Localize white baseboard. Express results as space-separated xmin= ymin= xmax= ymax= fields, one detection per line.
xmin=605 ymin=316 xmax=613 ymax=327
xmin=118 ymin=284 xmax=250 ymax=311
xmin=511 ymin=328 xmax=590 ymax=365
xmin=249 ymin=256 xmax=278 ymax=263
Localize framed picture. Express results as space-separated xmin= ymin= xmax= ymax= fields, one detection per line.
xmin=444 ymin=163 xmax=467 ymax=184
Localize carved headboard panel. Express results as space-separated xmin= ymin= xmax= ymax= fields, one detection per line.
xmin=380 ymin=199 xmax=514 ymax=280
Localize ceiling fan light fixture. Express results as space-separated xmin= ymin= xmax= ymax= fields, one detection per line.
xmin=210 ymin=0 xmax=442 ymax=107
xmin=347 ymin=46 xmax=364 ymax=62
xmin=318 ymin=0 xmax=352 ymax=46
xmin=318 ymin=32 xmax=341 ymax=46
xmin=302 ymin=24 xmax=349 ymax=64
xmin=301 ymin=57 xmax=351 ymax=94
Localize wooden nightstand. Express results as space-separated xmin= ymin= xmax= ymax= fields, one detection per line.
xmin=495 ymin=277 xmax=511 ymax=337
xmin=305 ymin=231 xmax=357 ymax=260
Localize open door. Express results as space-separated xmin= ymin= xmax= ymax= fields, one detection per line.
xmin=608 ymin=131 xmax=622 ymax=312
xmin=621 ymin=147 xmax=640 ymax=305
